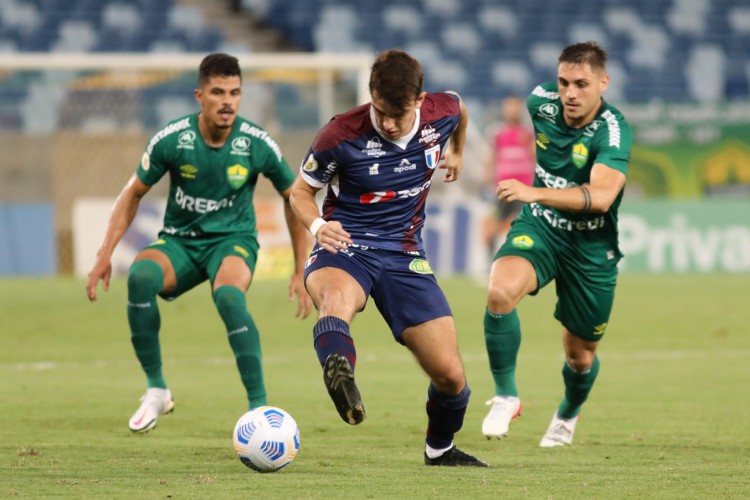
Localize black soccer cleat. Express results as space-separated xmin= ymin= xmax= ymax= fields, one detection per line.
xmin=323 ymin=353 xmax=366 ymax=425
xmin=424 ymin=446 xmax=490 ymax=467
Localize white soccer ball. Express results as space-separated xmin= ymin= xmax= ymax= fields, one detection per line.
xmin=232 ymin=406 xmax=300 ymax=472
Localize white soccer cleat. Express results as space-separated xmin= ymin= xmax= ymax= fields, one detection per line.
xmin=482 ymin=396 xmax=522 ymax=439
xmin=128 ymin=388 xmax=174 ymax=433
xmin=539 ymin=412 xmax=578 ymax=447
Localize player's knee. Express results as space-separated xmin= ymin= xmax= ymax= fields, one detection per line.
xmin=566 ymin=351 xmax=596 ymax=373
xmin=486 ymin=284 xmax=519 ymax=313
xmin=127 ymin=259 xmax=164 ymax=296
xmin=317 ymin=287 xmax=354 ymax=317
xmin=430 ymin=363 xmax=466 ymax=395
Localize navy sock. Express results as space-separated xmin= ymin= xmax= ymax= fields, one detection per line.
xmin=313 ymin=316 xmax=356 ymax=370
xmin=425 ymin=383 xmax=471 ymax=450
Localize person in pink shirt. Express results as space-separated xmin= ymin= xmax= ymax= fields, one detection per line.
xmin=483 ymin=96 xmax=536 ymax=255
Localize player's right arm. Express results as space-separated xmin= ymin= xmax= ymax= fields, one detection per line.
xmin=86 ymin=175 xmax=152 ymax=301
xmin=289 ymin=176 xmax=352 ymax=254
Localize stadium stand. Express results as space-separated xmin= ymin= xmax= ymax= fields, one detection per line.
xmin=1 ymin=0 xmax=749 ymax=130
xmin=238 ymin=0 xmax=750 ymax=105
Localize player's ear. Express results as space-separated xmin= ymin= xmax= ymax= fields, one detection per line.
xmin=600 ymin=73 xmax=609 ymax=93
xmin=194 ymin=88 xmax=202 ymax=104
xmin=415 ymin=91 xmax=427 ymax=109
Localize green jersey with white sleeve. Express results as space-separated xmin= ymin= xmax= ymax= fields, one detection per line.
xmin=136 ymin=113 xmax=294 ymax=239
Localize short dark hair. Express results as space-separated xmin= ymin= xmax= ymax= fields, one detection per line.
xmin=198 ymin=53 xmax=241 ymax=86
xmin=558 ymin=42 xmax=608 ymax=72
xmin=369 ymin=49 xmax=423 ymax=110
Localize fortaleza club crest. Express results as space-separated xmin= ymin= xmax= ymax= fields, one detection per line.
xmin=572 ymin=143 xmax=589 ymax=169
xmin=227 ymin=164 xmax=249 ymax=189
xmin=424 ymin=145 xmax=441 ymax=170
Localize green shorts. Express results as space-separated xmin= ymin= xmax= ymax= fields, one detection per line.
xmin=144 ymin=233 xmax=259 ymax=300
xmin=495 ymin=218 xmax=618 ymax=341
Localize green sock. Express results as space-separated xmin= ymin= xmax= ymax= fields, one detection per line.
xmin=127 ymin=259 xmax=167 ymax=389
xmin=484 ymin=308 xmax=521 ymax=397
xmin=558 ymin=355 xmax=600 ymax=419
xmin=213 ymin=286 xmax=267 ymax=409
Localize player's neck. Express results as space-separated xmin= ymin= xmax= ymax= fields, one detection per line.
xmin=197 ymin=113 xmax=232 ymax=147
xmin=563 ymin=99 xmax=602 ymax=129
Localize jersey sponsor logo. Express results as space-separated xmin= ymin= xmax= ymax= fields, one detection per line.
xmin=174 ymin=186 xmax=236 ymax=214
xmin=532 ymin=85 xmax=559 ymax=100
xmin=179 ymin=164 xmax=198 ymax=179
xmin=231 ymin=137 xmax=251 ymax=156
xmin=369 ymin=163 xmax=379 ymax=175
xmin=177 ymin=130 xmax=196 ymax=149
xmin=601 ymin=110 xmax=622 ymax=148
xmin=227 ymin=164 xmax=249 ymax=189
xmin=572 ymin=143 xmax=589 ymax=169
xmin=419 ymin=124 xmax=441 ymax=145
xmin=362 ymin=136 xmax=386 ymax=157
xmin=140 ymin=151 xmax=151 ymax=172
xmin=512 ymin=235 xmax=534 ymax=249
xmin=146 ymin=117 xmax=190 ymax=155
xmin=424 ymin=144 xmax=441 ymax=170
xmin=538 ymin=103 xmax=559 ymax=122
xmin=530 ymin=202 xmax=606 ymax=232
xmin=536 ymin=163 xmax=576 ymax=189
xmin=583 ymin=120 xmax=602 ymax=138
xmin=408 ymin=258 xmax=433 ymax=274
xmin=394 ymin=158 xmax=417 ymax=173
xmin=359 ymin=179 xmax=432 ymax=204
xmin=302 ymin=154 xmax=318 ymax=173
xmin=593 ymin=322 xmax=608 ymax=336
xmin=239 ymin=122 xmax=283 ymax=161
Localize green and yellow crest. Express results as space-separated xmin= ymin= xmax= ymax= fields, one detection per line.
xmin=408 ymin=258 xmax=433 ymax=274
xmin=512 ymin=235 xmax=534 ymax=249
xmin=227 ymin=164 xmax=249 ymax=189
xmin=572 ymin=143 xmax=589 ymax=169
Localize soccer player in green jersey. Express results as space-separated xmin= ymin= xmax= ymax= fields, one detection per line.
xmin=481 ymin=42 xmax=632 ymax=446
xmin=86 ymin=53 xmax=313 ymax=433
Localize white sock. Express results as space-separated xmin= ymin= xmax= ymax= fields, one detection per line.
xmin=425 ymin=442 xmax=453 ymax=459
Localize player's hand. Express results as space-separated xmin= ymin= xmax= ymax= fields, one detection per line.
xmin=497 ymin=179 xmax=535 ymax=204
xmin=315 ymin=220 xmax=353 ymax=254
xmin=86 ymin=255 xmax=112 ymax=302
xmin=440 ymin=150 xmax=463 ymax=182
xmin=288 ymin=270 xmax=313 ymax=319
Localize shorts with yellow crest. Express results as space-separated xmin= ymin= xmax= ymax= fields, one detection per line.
xmin=494 ymin=218 xmax=617 ymax=341
xmin=144 ymin=233 xmax=259 ymax=300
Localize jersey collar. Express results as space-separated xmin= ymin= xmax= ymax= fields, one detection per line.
xmin=369 ymin=105 xmax=421 ymax=150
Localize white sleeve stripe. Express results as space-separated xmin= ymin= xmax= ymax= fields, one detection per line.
xmin=300 ymin=169 xmax=326 ymax=188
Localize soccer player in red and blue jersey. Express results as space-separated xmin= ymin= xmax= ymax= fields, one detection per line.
xmin=290 ymin=49 xmax=487 ymax=467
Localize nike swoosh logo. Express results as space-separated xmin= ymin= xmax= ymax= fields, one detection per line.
xmin=132 ymin=409 xmax=148 ymax=427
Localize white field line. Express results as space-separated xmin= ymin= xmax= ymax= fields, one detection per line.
xmin=2 ymin=349 xmax=749 ymax=371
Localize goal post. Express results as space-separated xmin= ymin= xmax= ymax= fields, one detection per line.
xmin=0 ymin=51 xmax=490 ymax=279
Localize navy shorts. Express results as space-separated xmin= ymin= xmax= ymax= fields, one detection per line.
xmin=303 ymin=244 xmax=452 ymax=343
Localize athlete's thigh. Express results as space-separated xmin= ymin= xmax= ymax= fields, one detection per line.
xmin=493 ymin=218 xmax=557 ymax=298
xmin=401 ymin=315 xmax=464 ymax=389
xmin=554 ymin=261 xmax=617 ymax=341
xmin=206 ymin=234 xmax=259 ymax=292
xmin=303 ymin=244 xmax=373 ymax=322
xmin=370 ymin=252 xmax=452 ymax=343
xmin=136 ymin=237 xmax=203 ymax=299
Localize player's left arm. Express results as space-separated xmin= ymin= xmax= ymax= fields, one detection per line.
xmin=279 ymin=185 xmax=314 ymax=319
xmin=441 ymin=91 xmax=469 ymax=183
xmin=497 ymin=163 xmax=625 ymax=213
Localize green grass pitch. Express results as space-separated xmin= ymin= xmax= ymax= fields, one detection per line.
xmin=1 ymin=274 xmax=748 ymax=497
